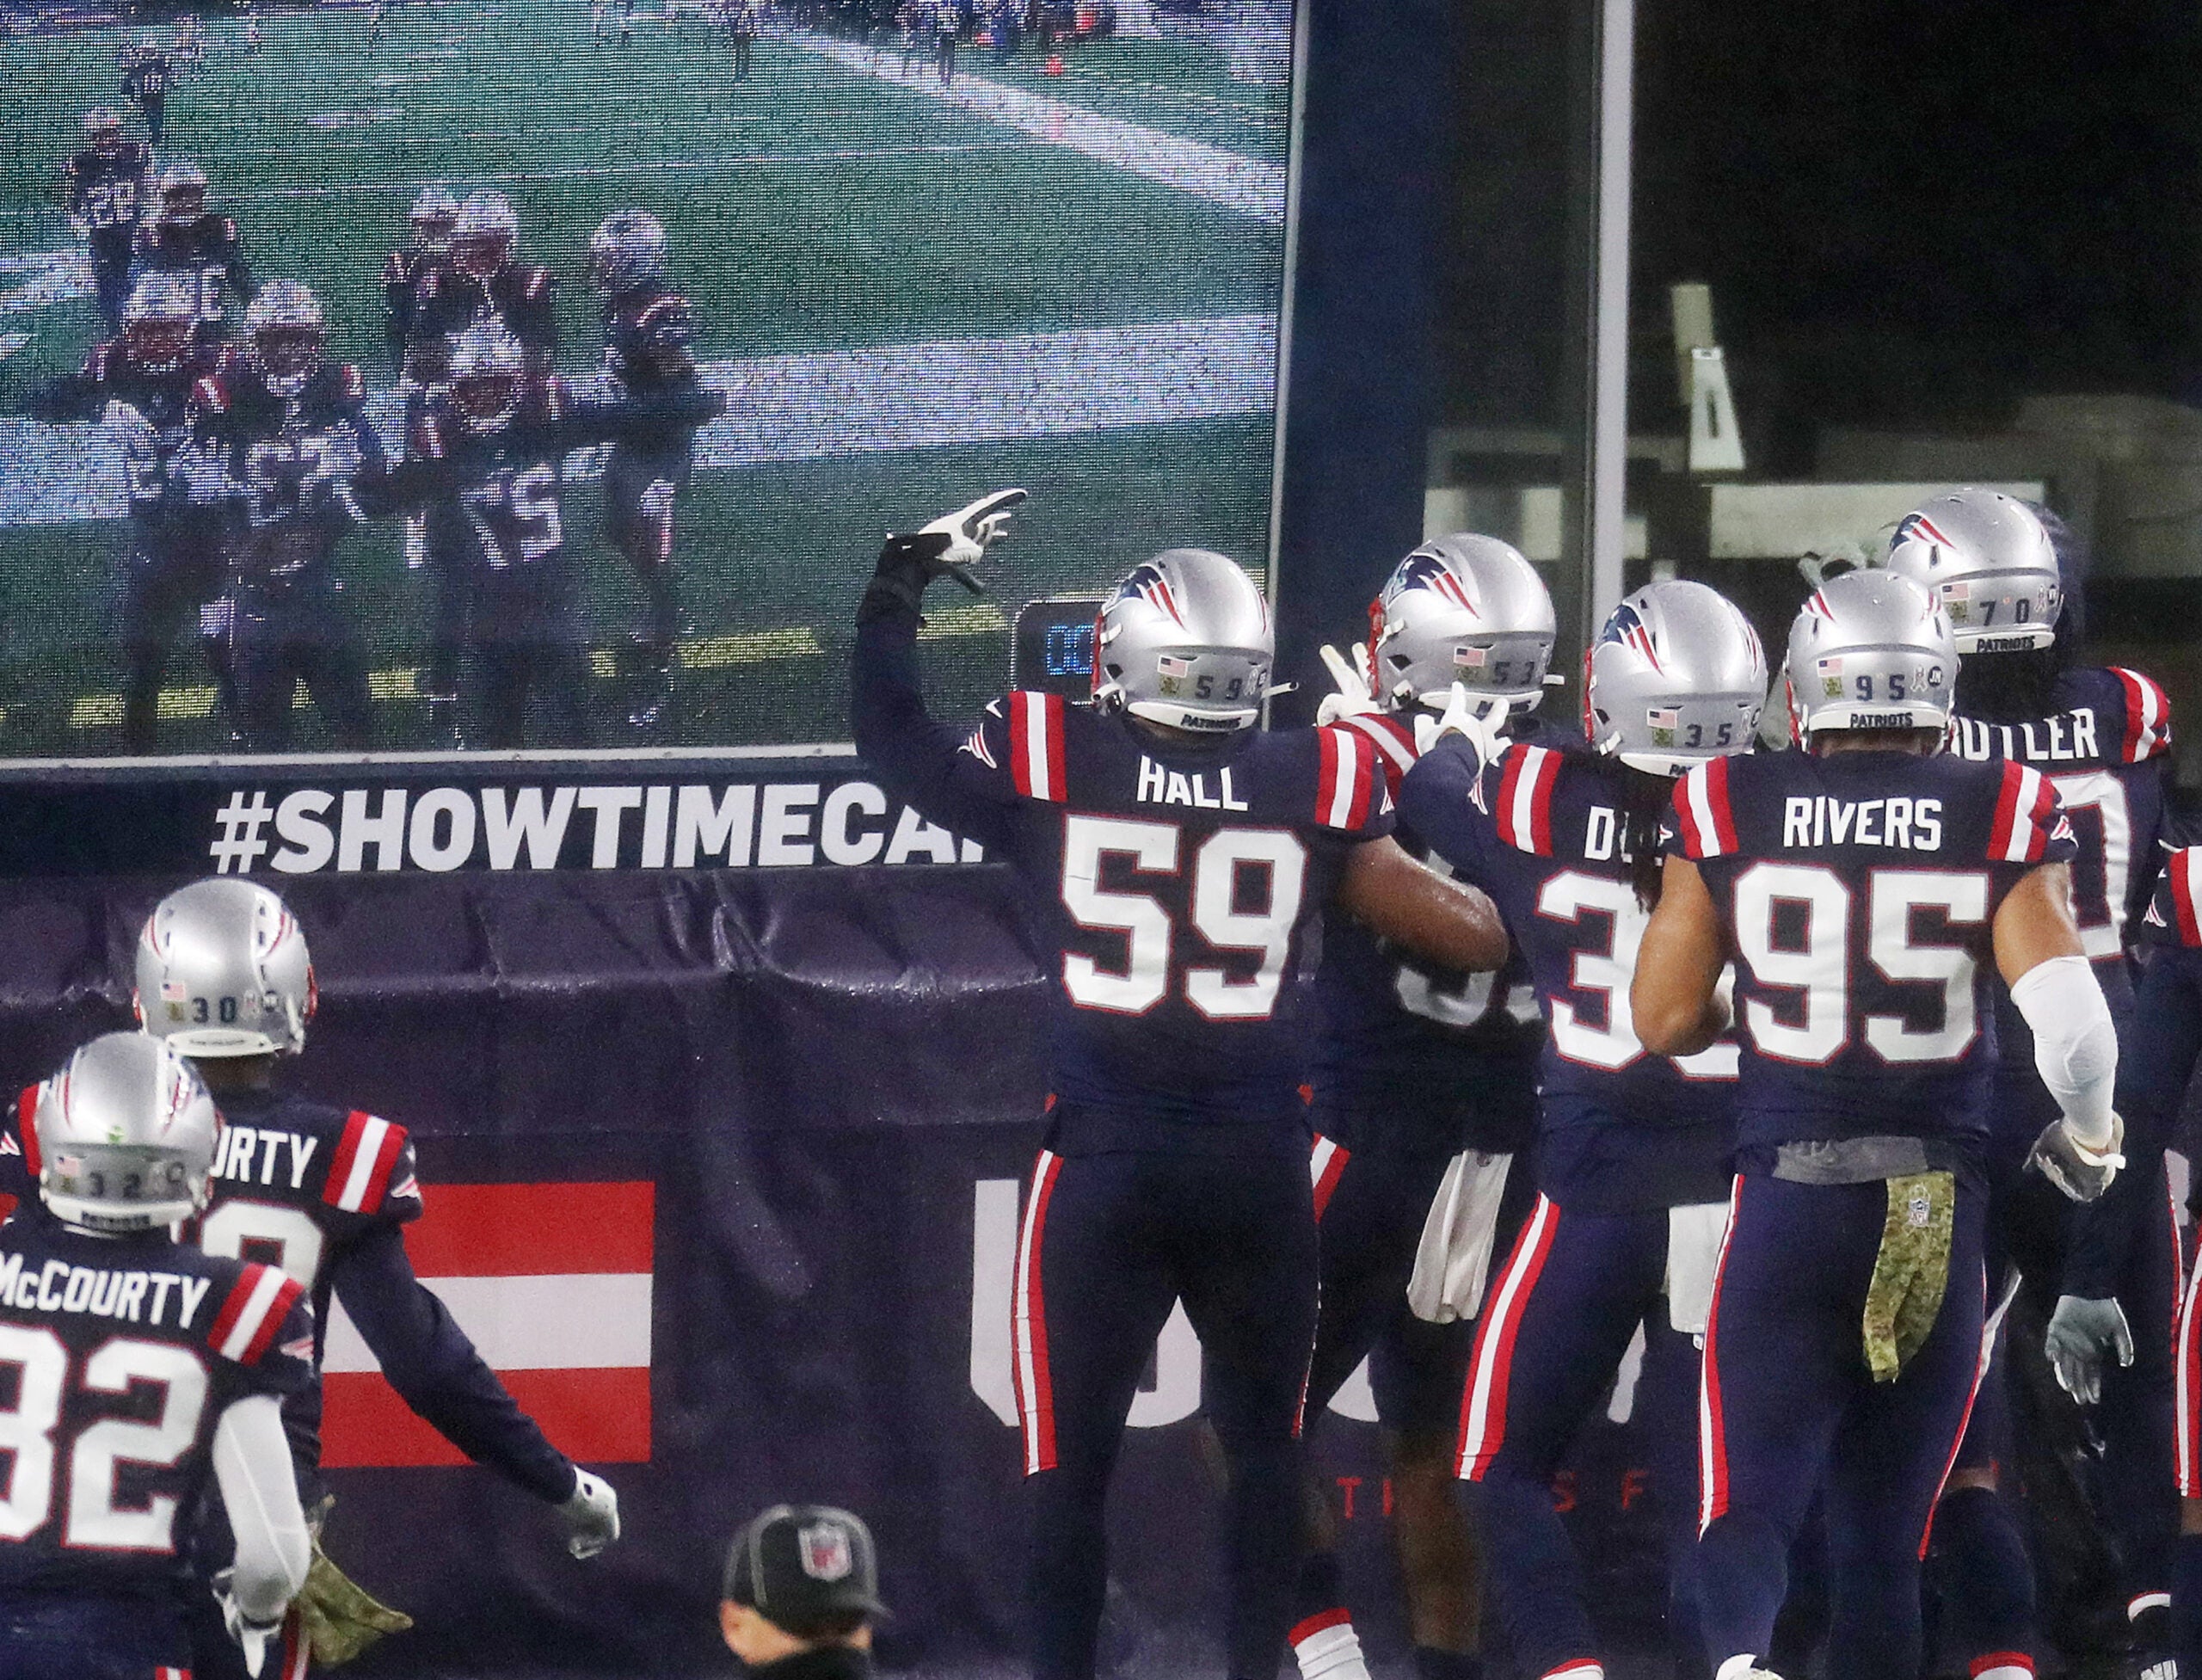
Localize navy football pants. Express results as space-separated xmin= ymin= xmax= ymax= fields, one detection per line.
xmin=1014 ymin=1139 xmax=1318 ymax=1680
xmin=1696 ymin=1172 xmax=1987 ymax=1680
xmin=0 ymin=1588 xmax=192 ymax=1679
xmin=1456 ymin=1195 xmax=1708 ymax=1678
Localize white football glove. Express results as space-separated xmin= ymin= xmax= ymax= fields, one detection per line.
xmin=1314 ymin=642 xmax=1379 ymax=725
xmin=560 ymin=1468 xmax=621 ymax=1559
xmin=1412 ymin=682 xmax=1509 ymax=774
xmin=638 ymin=477 xmax=677 ymax=525
xmin=101 ymin=397 xmax=152 ymax=438
xmin=2028 ymin=1111 xmax=2125 ymax=1203
xmin=2045 ymin=1294 xmax=2135 ymax=1406
xmin=918 ymin=487 xmax=1026 ymax=594
xmin=212 ymin=1568 xmax=283 ymax=1678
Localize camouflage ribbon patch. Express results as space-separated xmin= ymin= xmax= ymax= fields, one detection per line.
xmin=299 ymin=1498 xmax=414 ymax=1666
xmin=1861 ymin=1170 xmax=1954 ymax=1383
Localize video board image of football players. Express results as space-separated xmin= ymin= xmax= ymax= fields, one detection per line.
xmin=588 ymin=208 xmax=714 ymax=731
xmin=1631 ymin=569 xmax=2119 ymax=1680
xmin=188 ymin=282 xmax=381 ymax=753
xmin=132 ymin=160 xmax=259 ymax=346
xmin=389 ymin=323 xmax=723 ymax=748
xmin=0 ymin=1031 xmax=312 ymax=1680
xmin=1398 ymin=579 xmax=1763 ymax=1680
xmin=120 ymin=32 xmax=176 ymax=145
xmin=64 ymin=108 xmax=151 ymax=331
xmin=1879 ymin=489 xmax=2180 ymax=1677
xmin=852 ymin=501 xmax=1513 ymax=1680
xmin=1282 ymin=536 xmax=1559 ymax=1680
xmin=98 ymin=881 xmax=617 ymax=1679
xmin=28 ymin=271 xmax=231 ymax=754
xmin=410 ymin=191 xmax=557 ymax=374
xmin=383 ymin=184 xmax=458 ymax=379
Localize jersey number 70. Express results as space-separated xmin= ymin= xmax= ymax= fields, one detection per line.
xmin=1059 ymin=813 xmax=1307 ymax=1021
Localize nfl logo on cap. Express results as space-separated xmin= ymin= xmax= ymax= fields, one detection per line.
xmin=800 ymin=1521 xmax=854 ymax=1583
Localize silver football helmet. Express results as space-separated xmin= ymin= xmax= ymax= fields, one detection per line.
xmin=156 ymin=159 xmax=208 ymax=226
xmin=1368 ymin=533 xmax=1554 ymax=714
xmin=448 ymin=323 xmax=526 ymax=432
xmin=1785 ymin=569 xmax=1958 ymax=748
xmin=409 ymin=184 xmax=459 ymax=254
xmin=1092 ymin=549 xmax=1270 ymax=733
xmin=451 ymin=190 xmax=519 ymax=279
xmin=244 ymin=280 xmax=325 ymax=397
xmin=1584 ymin=580 xmax=1765 ymax=777
xmin=1881 ymin=489 xmax=2061 ymax=654
xmin=588 ymin=209 xmax=669 ymax=295
xmin=121 ymin=271 xmax=199 ymax=372
xmin=135 ymin=878 xmax=316 ymax=1057
xmin=33 ymin=1032 xmax=221 ymax=1233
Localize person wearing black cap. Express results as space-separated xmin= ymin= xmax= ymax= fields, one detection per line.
xmin=722 ymin=1505 xmax=886 ymax=1678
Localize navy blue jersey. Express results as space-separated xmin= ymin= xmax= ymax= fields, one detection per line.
xmin=853 ymin=617 xmax=1393 ymax=1148
xmin=601 ymin=287 xmax=708 ymax=471
xmin=29 ymin=340 xmax=224 ymax=545
xmin=132 ymin=214 xmax=256 ymax=337
xmin=1672 ymin=748 xmax=2076 ymax=1157
xmin=1309 ymin=710 xmax=1543 ymax=1155
xmin=382 ymin=246 xmax=449 ymax=373
xmin=63 ymin=144 xmax=151 ymax=248
xmin=412 ymin=262 xmax=558 ymax=370
xmin=190 ymin=357 xmax=386 ymax=588
xmin=1947 ymin=664 xmax=2171 ymax=1018
xmin=1401 ymin=736 xmax=1737 ymax=1210
xmin=122 ymin=48 xmax=175 ymax=101
xmin=0 ymin=1203 xmax=309 ymax=1601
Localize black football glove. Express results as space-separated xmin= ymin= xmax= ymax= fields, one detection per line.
xmin=860 ymin=489 xmax=1026 ymax=624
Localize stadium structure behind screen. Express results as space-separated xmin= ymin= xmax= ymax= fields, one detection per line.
xmin=0 ymin=0 xmax=1290 ymax=757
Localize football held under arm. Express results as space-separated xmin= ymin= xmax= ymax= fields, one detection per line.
xmin=1333 ymin=834 xmax=1509 ymax=974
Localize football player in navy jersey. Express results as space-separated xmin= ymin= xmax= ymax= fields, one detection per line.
xmin=120 ymin=879 xmax=613 ymax=1677
xmin=1399 ymin=579 xmax=1765 ymax=1680
xmin=28 ymin=270 xmax=229 ymax=754
xmin=1284 ymin=534 xmax=1555 ymax=1680
xmin=1883 ymin=489 xmax=2180 ymax=1671
xmin=120 ymin=34 xmax=176 ymax=145
xmin=189 ymin=282 xmax=379 ymax=751
xmin=64 ymin=108 xmax=151 ymax=331
xmin=1632 ymin=569 xmax=2120 ymax=1680
xmin=0 ymin=1032 xmax=312 ymax=1680
xmin=2118 ymin=848 xmax=2202 ymax=1674
xmin=132 ymin=162 xmax=258 ymax=346
xmin=382 ymin=186 xmax=458 ymax=379
xmin=409 ymin=193 xmax=557 ymax=375
xmin=588 ymin=209 xmax=712 ymax=730
xmin=851 ymin=495 xmax=1511 ymax=1680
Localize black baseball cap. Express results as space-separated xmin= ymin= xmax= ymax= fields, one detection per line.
xmin=723 ymin=1505 xmax=887 ymax=1628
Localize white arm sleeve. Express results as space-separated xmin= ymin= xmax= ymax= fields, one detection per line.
xmin=2009 ymin=953 xmax=2119 ymax=1151
xmin=212 ymin=1393 xmax=311 ymax=1622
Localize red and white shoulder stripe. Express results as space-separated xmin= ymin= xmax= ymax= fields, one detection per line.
xmin=1671 ymin=756 xmax=1740 ymax=859
xmin=12 ymin=1086 xmax=40 ymax=1179
xmin=1987 ymin=760 xmax=2061 ymax=865
xmin=323 ymin=1110 xmax=409 ymax=1215
xmin=206 ymin=1262 xmax=304 ymax=1366
xmin=1007 ymin=690 xmax=1067 ymax=803
xmin=1332 ymin=711 xmax=1419 ymax=791
xmin=1314 ymin=725 xmax=1387 ymax=832
xmin=1493 ymin=742 xmax=1563 ymax=856
xmin=2112 ymin=667 xmax=2173 ymax=763
xmin=2166 ymin=846 xmax=2202 ymax=948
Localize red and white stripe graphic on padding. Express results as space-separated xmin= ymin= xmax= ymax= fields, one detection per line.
xmin=209 ymin=1265 xmax=304 ymax=1366
xmin=1696 ymin=1177 xmax=1744 ymax=1533
xmin=323 ymin=1181 xmax=655 ymax=1466
xmin=1009 ymin=690 xmax=1067 ymax=803
xmin=1336 ymin=711 xmax=1419 ymax=785
xmin=1987 ymin=762 xmax=2057 ymax=865
xmin=1455 ymin=1193 xmax=1559 ymax=1480
xmin=2178 ymin=1239 xmax=2202 ymax=1498
xmin=1494 ymin=744 xmax=1561 ymax=856
xmin=1315 ymin=727 xmax=1378 ymax=831
xmin=324 ymin=1111 xmax=406 ymax=1215
xmin=2169 ymin=847 xmax=2202 ymax=949
xmin=1673 ymin=757 xmax=1739 ymax=859
xmin=2113 ymin=667 xmax=2173 ymax=763
xmin=1012 ymin=1150 xmax=1063 ymax=1475
xmin=1309 ymin=1135 xmax=1349 ymax=1223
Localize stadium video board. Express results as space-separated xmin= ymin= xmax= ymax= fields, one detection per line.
xmin=0 ymin=0 xmax=1294 ymax=761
